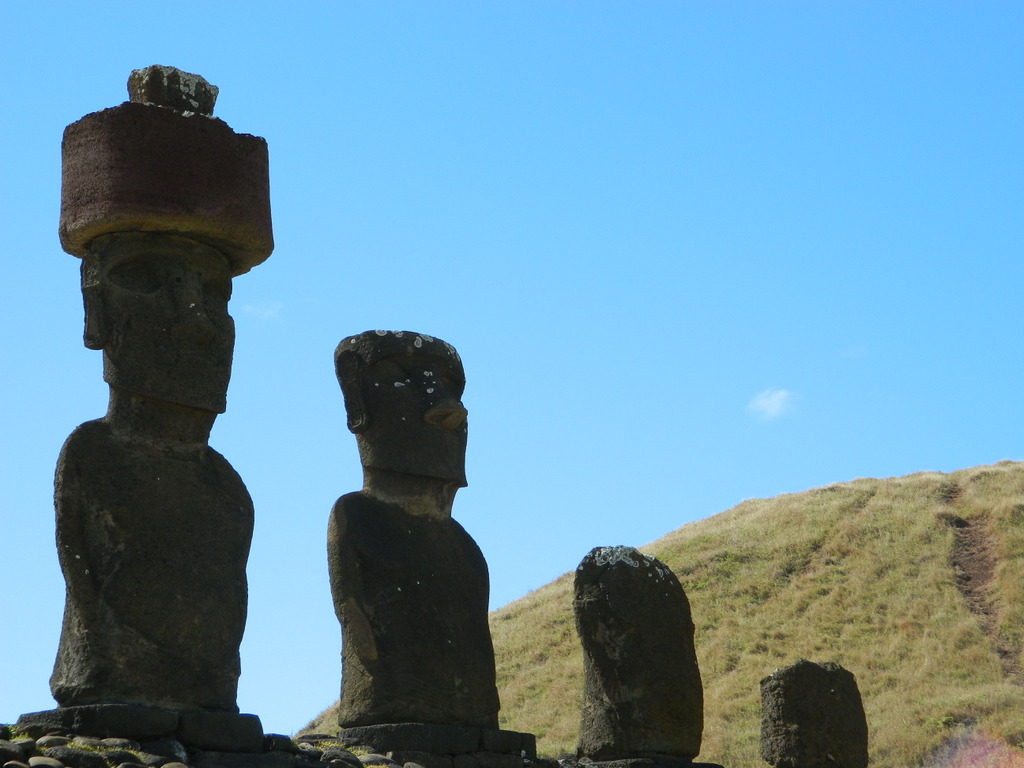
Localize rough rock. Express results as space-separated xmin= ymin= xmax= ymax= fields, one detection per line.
xmin=335 ymin=724 xmax=535 ymax=768
xmin=127 ymin=66 xmax=219 ymax=116
xmin=17 ymin=706 xmax=178 ymax=741
xmin=0 ymin=740 xmax=25 ymax=763
xmin=42 ymin=746 xmax=108 ymax=768
xmin=759 ymin=659 xmax=868 ymax=768
xmin=176 ymin=712 xmax=264 ymax=753
xmin=137 ymin=738 xmax=189 ymax=766
xmin=329 ymin=495 xmax=498 ymax=727
xmin=318 ymin=747 xmax=360 ymax=766
xmin=573 ymin=546 xmax=703 ymax=762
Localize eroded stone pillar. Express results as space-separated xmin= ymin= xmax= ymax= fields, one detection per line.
xmin=574 ymin=546 xmax=704 ymax=766
xmin=759 ymin=659 xmax=868 ymax=768
xmin=19 ymin=66 xmax=272 ymax=751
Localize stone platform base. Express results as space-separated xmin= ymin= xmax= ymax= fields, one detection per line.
xmin=17 ymin=705 xmax=264 ymax=752
xmin=329 ymin=723 xmax=537 ymax=768
xmin=575 ymin=760 xmax=723 ymax=768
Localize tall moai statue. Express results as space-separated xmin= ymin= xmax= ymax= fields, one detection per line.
xmin=20 ymin=66 xmax=272 ymax=746
xmin=574 ymin=546 xmax=709 ymax=767
xmin=328 ymin=331 xmax=500 ymax=730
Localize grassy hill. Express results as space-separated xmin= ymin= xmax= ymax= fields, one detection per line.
xmin=307 ymin=461 xmax=1024 ymax=767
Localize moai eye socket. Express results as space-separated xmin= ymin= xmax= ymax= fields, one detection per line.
xmin=366 ymin=359 xmax=408 ymax=390
xmin=106 ymin=258 xmax=162 ymax=294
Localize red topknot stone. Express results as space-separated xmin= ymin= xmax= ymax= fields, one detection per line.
xmin=59 ymin=67 xmax=273 ymax=276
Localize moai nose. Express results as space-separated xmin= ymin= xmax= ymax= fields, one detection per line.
xmin=424 ymin=401 xmax=468 ymax=430
xmin=170 ymin=278 xmax=220 ymax=346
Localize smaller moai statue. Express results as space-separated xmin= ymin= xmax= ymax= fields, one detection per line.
xmin=326 ymin=331 xmax=535 ymax=767
xmin=329 ymin=331 xmax=497 ymax=729
xmin=759 ymin=659 xmax=868 ymax=768
xmin=18 ymin=65 xmax=271 ymax=751
xmin=574 ymin=546 xmax=705 ymax=766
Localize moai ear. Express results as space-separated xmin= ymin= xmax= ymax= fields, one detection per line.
xmin=81 ymin=257 xmax=108 ymax=350
xmin=335 ymin=347 xmax=370 ymax=433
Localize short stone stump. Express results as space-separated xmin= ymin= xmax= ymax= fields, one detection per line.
xmin=759 ymin=659 xmax=868 ymax=768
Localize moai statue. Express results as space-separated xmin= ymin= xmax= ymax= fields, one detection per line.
xmin=759 ymin=659 xmax=868 ymax=768
xmin=574 ymin=546 xmax=705 ymax=767
xmin=325 ymin=331 xmax=538 ymax=766
xmin=328 ymin=331 xmax=500 ymax=730
xmin=19 ymin=66 xmax=272 ymax=747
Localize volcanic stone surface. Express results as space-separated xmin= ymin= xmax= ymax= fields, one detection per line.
xmin=59 ymin=81 xmax=272 ymax=273
xmin=128 ymin=65 xmax=220 ymax=115
xmin=331 ymin=723 xmax=536 ymax=768
xmin=329 ymin=331 xmax=499 ymax=729
xmin=759 ymin=659 xmax=868 ymax=768
xmin=41 ymin=69 xmax=269 ymax=732
xmin=573 ymin=546 xmax=704 ymax=763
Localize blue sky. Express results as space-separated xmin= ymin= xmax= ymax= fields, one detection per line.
xmin=2 ymin=1 xmax=1022 ymax=736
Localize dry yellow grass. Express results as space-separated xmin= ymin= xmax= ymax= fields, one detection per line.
xmin=492 ymin=462 xmax=1024 ymax=766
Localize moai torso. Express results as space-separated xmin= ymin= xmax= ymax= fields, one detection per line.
xmin=51 ymin=419 xmax=252 ymax=710
xmin=328 ymin=492 xmax=498 ymax=728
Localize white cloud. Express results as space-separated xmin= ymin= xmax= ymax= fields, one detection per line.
xmin=241 ymin=301 xmax=284 ymax=320
xmin=747 ymin=388 xmax=796 ymax=420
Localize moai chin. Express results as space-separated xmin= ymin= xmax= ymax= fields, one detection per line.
xmin=328 ymin=331 xmax=500 ymax=730
xmin=574 ymin=546 xmax=705 ymax=766
xmin=20 ymin=66 xmax=272 ymax=747
xmin=760 ymin=659 xmax=868 ymax=768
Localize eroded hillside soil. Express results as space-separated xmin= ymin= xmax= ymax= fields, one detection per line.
xmin=944 ymin=485 xmax=1022 ymax=682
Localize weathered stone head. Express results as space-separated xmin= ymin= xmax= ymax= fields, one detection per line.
xmin=60 ymin=66 xmax=272 ymax=413
xmin=80 ymin=233 xmax=234 ymax=412
xmin=335 ymin=330 xmax=468 ymax=487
